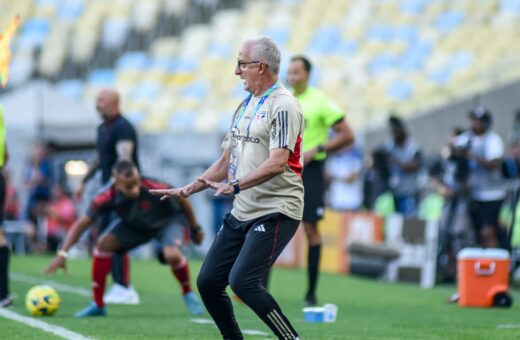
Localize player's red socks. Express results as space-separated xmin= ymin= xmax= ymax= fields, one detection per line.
xmin=122 ymin=253 xmax=130 ymax=287
xmin=170 ymin=256 xmax=192 ymax=295
xmin=92 ymin=249 xmax=112 ymax=308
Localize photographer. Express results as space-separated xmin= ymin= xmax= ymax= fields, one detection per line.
xmin=462 ymin=107 xmax=506 ymax=248
xmin=430 ymin=128 xmax=474 ymax=281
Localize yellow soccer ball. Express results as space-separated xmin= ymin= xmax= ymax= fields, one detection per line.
xmin=25 ymin=285 xmax=60 ymax=316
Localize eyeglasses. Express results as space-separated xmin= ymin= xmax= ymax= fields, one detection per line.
xmin=237 ymin=60 xmax=261 ymax=70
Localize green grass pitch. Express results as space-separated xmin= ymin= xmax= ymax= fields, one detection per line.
xmin=4 ymin=255 xmax=520 ymax=339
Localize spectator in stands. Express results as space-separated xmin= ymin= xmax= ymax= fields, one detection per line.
xmin=363 ymin=147 xmax=392 ymax=210
xmin=4 ymin=170 xmax=19 ymax=220
xmin=430 ymin=128 xmax=473 ymax=281
xmin=325 ymin=144 xmax=364 ymax=212
xmin=380 ymin=115 xmax=423 ymax=218
xmin=287 ymin=55 xmax=354 ymax=306
xmin=463 ymin=107 xmax=506 ymax=248
xmin=23 ymin=143 xmax=53 ymax=226
xmin=75 ymin=88 xmax=140 ymax=304
xmin=44 ymin=184 xmax=76 ymax=252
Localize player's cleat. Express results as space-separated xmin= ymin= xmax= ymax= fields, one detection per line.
xmin=74 ymin=301 xmax=107 ymax=317
xmin=304 ymin=294 xmax=317 ymax=307
xmin=104 ymin=283 xmax=140 ymax=305
xmin=183 ymin=292 xmax=204 ymax=315
xmin=0 ymin=297 xmax=13 ymax=308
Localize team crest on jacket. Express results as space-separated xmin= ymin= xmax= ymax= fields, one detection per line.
xmin=256 ymin=110 xmax=267 ymax=121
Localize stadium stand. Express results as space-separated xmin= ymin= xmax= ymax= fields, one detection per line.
xmin=2 ymin=0 xmax=520 ymax=133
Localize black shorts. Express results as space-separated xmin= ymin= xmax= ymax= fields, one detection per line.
xmin=200 ymin=212 xmax=299 ymax=286
xmin=0 ymin=171 xmax=5 ymax=226
xmin=302 ymin=160 xmax=325 ymax=222
xmin=102 ymin=217 xmax=184 ymax=254
xmin=469 ymin=199 xmax=504 ymax=231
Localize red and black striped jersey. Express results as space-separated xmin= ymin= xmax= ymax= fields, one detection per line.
xmin=87 ymin=177 xmax=182 ymax=229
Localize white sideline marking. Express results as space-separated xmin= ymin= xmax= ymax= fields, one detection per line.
xmin=11 ymin=272 xmax=91 ymax=297
xmin=497 ymin=324 xmax=520 ymax=329
xmin=243 ymin=329 xmax=270 ymax=336
xmin=190 ymin=318 xmax=270 ymax=337
xmin=190 ymin=318 xmax=215 ymax=324
xmin=0 ymin=308 xmax=92 ymax=340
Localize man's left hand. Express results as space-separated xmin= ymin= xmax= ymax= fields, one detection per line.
xmin=197 ymin=178 xmax=234 ymax=196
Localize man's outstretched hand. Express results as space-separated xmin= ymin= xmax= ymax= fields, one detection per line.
xmin=150 ymin=187 xmax=189 ymax=200
xmin=197 ymin=178 xmax=234 ymax=196
xmin=42 ymin=256 xmax=67 ymax=276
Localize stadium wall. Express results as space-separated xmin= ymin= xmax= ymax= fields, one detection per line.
xmin=364 ymin=80 xmax=517 ymax=155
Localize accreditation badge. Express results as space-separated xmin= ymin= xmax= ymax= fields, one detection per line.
xmin=228 ymin=128 xmax=243 ymax=181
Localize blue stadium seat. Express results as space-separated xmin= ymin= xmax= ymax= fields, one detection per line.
xmin=500 ymin=0 xmax=520 ymax=13
xmin=400 ymin=40 xmax=432 ymax=72
xmin=207 ymin=42 xmax=232 ymax=59
xmin=88 ymin=69 xmax=116 ymax=86
xmin=56 ymin=79 xmax=85 ymax=101
xmin=116 ymin=52 xmax=151 ymax=71
xmin=150 ymin=58 xmax=174 ymax=71
xmin=180 ymin=80 xmax=210 ymax=99
xmin=58 ymin=0 xmax=85 ymax=21
xmin=387 ymin=80 xmax=414 ymax=101
xmin=448 ymin=51 xmax=474 ymax=73
xmin=37 ymin=0 xmax=59 ymax=7
xmin=436 ymin=10 xmax=465 ymax=34
xmin=264 ymin=27 xmax=290 ymax=48
xmin=168 ymin=58 xmax=198 ymax=73
xmin=337 ymin=39 xmax=358 ymax=55
xmin=18 ymin=17 xmax=51 ymax=49
xmin=367 ymin=24 xmax=417 ymax=43
xmin=428 ymin=68 xmax=452 ymax=86
xmin=22 ymin=18 xmax=51 ymax=34
xmin=400 ymin=0 xmax=427 ymax=15
xmin=131 ymin=81 xmax=162 ymax=101
xmin=393 ymin=25 xmax=417 ymax=43
xmin=370 ymin=52 xmax=399 ymax=76
xmin=367 ymin=24 xmax=392 ymax=41
xmin=307 ymin=25 xmax=342 ymax=54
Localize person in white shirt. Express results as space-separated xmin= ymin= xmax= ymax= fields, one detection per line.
xmin=325 ymin=145 xmax=364 ymax=211
xmin=463 ymin=107 xmax=506 ymax=248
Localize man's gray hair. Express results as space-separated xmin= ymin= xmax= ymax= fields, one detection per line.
xmin=245 ymin=36 xmax=281 ymax=75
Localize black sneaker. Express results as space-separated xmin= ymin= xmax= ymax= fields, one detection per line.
xmin=0 ymin=297 xmax=13 ymax=308
xmin=304 ymin=294 xmax=317 ymax=307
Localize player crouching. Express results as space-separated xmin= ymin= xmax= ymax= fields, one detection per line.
xmin=43 ymin=160 xmax=204 ymax=317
